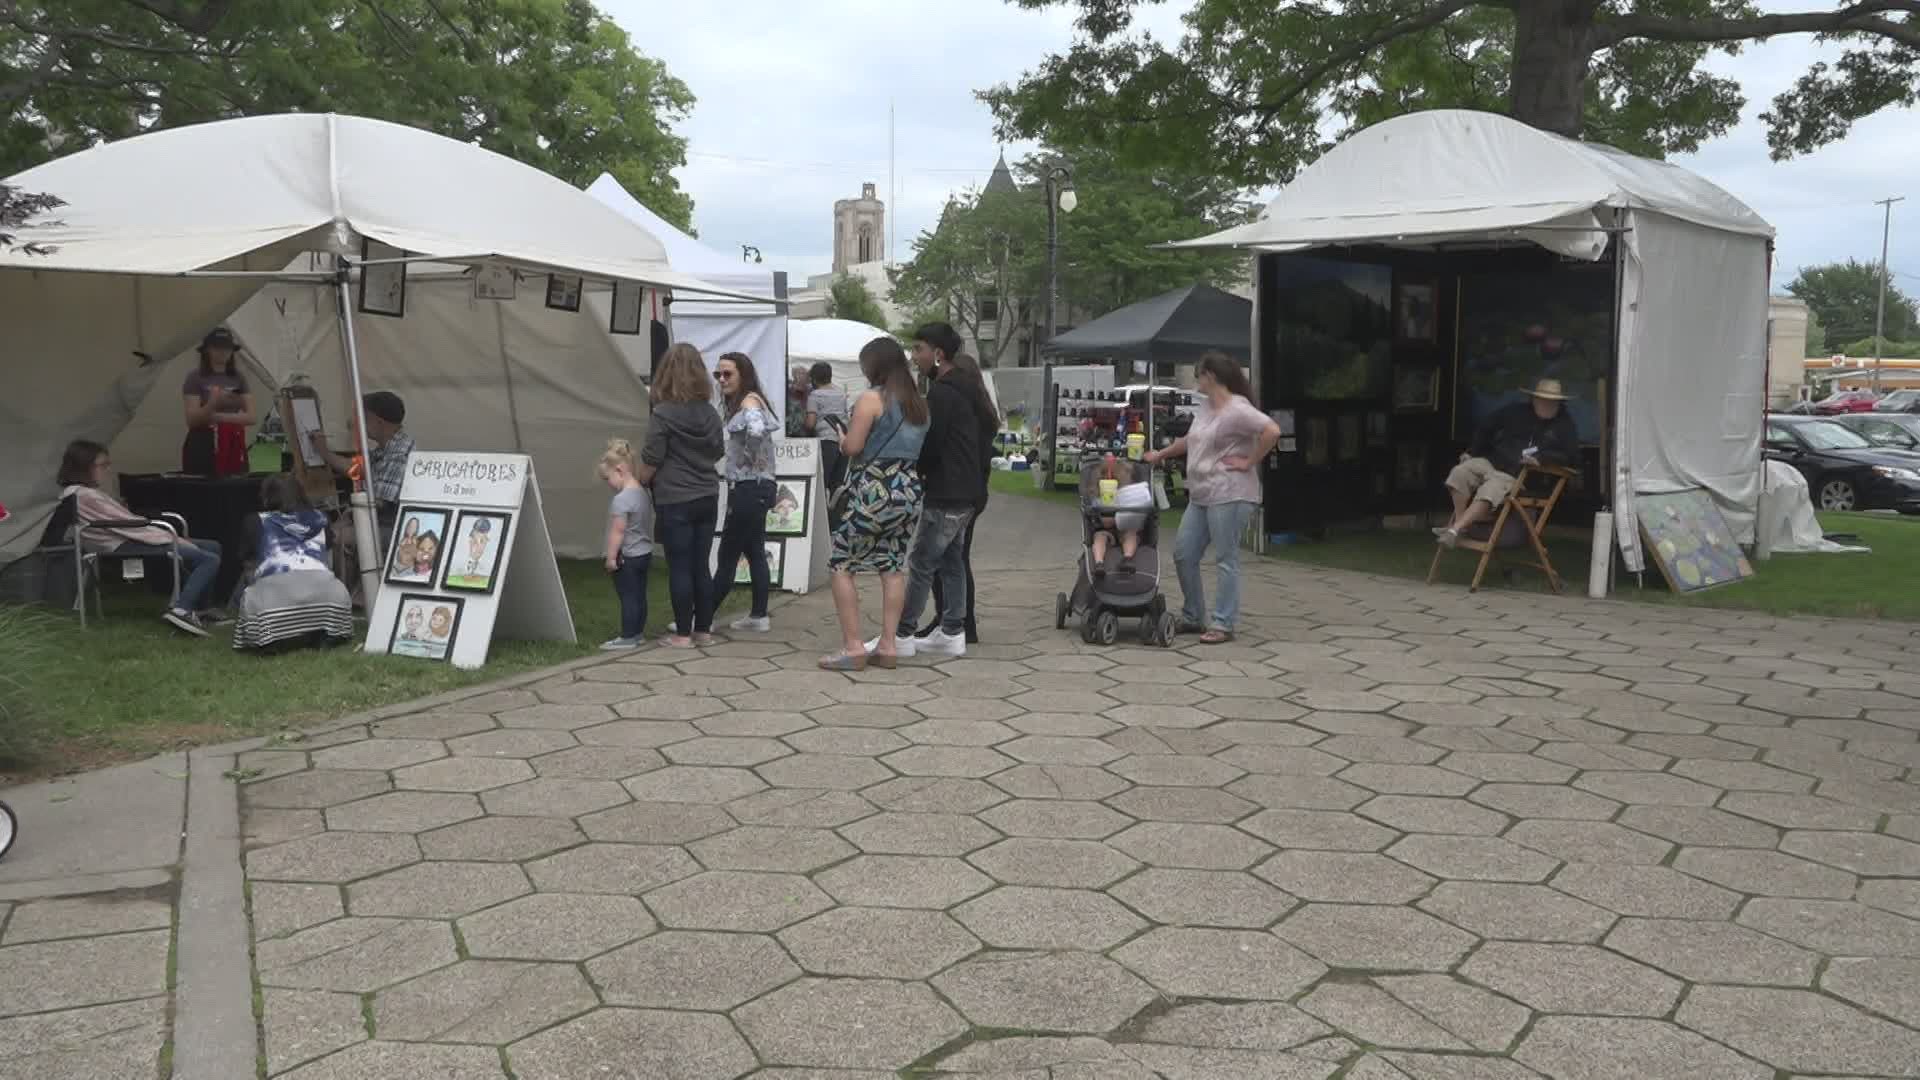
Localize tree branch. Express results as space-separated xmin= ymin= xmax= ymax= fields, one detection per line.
xmin=1250 ymin=0 xmax=1486 ymax=121
xmin=1599 ymin=2 xmax=1920 ymax=49
xmin=120 ymin=0 xmax=236 ymax=36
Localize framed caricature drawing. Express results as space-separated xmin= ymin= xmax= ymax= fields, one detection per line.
xmin=443 ymin=510 xmax=511 ymax=594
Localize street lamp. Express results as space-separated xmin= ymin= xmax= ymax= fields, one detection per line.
xmin=740 ymin=244 xmax=762 ymax=264
xmin=1044 ymin=162 xmax=1075 ymax=346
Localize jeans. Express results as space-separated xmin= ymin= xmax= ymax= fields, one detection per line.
xmin=897 ymin=505 xmax=975 ymax=637
xmin=173 ymin=539 xmax=223 ymax=612
xmin=921 ymin=507 xmax=980 ymax=642
xmin=1173 ymin=500 xmax=1255 ymax=632
xmin=710 ymin=479 xmax=774 ymax=618
xmin=657 ymin=495 xmax=719 ymax=634
xmin=611 ymin=552 xmax=652 ymax=639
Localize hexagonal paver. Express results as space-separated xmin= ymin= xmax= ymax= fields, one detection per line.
xmin=1372 ymin=973 xmax=1532 ymax=1053
xmin=1719 ymin=792 xmax=1881 ymax=831
xmin=689 ymin=825 xmax=855 ymax=873
xmin=1505 ymin=820 xmax=1673 ymax=865
xmin=967 ymin=837 xmax=1138 ymax=887
xmin=457 ymin=892 xmax=654 ymax=960
xmin=755 ymin=753 xmax=895 ymax=791
xmin=953 ymin=886 xmax=1144 ymax=951
xmin=622 ymin=765 xmax=768 ymax=804
xmin=256 ymin=918 xmax=456 ymax=992
xmin=446 ymin=729 xmax=575 ymax=759
xmin=1255 ymin=851 xmax=1436 ymax=905
xmin=1780 ymin=829 xmax=1920 ymax=876
xmin=1823 ymin=957 xmax=1920 ymax=1028
xmin=643 ymin=870 xmax=832 ymax=931
xmin=815 ymin=854 xmax=994 ymax=909
xmin=310 ymin=738 xmax=447 ymax=771
xmin=530 ymin=745 xmax=665 ymax=781
xmin=979 ymin=799 xmax=1131 ymax=839
xmin=246 ymin=770 xmax=391 ymax=809
xmin=587 ymin=930 xmax=798 ymax=1009
xmin=934 ymin=952 xmax=1156 ymax=1034
xmin=374 ymin=960 xmax=596 ymax=1043
xmin=1275 ymin=904 xmax=1476 ymax=971
xmin=1673 ymin=848 xmax=1856 ymax=899
xmin=1339 ymin=764 xmax=1479 ymax=797
xmin=999 ymin=734 xmax=1124 ymax=766
xmin=1214 ymin=745 xmax=1346 ymax=777
xmin=479 ymin=778 xmax=629 ymax=818
xmin=991 ymin=764 xmax=1130 ymax=801
xmin=578 ymin=718 xmax=704 ymax=746
xmin=779 ymin=907 xmax=980 ymax=978
xmin=783 ymin=726 xmax=907 ymax=756
xmin=246 ymin=832 xmax=420 ymax=883
xmin=524 ymin=842 xmax=699 ymax=894
xmin=1516 ymin=1016 xmax=1772 ymax=1080
xmin=1574 ymin=771 xmax=1721 ymax=806
xmin=1678 ymin=986 xmax=1920 ymax=1077
xmin=1386 ymin=835 xmax=1558 ymax=882
xmin=414 ymin=817 xmax=582 ymax=864
xmin=1462 ymin=942 xmax=1681 ymax=1016
xmin=664 ymin=736 xmax=792 ymax=767
xmin=1418 ymin=881 xmax=1615 ymax=942
xmin=728 ymin=788 xmax=876 ymax=828
xmin=841 ymin=812 xmax=1001 ymax=856
xmin=346 ymin=861 xmax=529 ymax=918
xmin=496 ymin=703 xmax=615 ymax=730
xmin=577 ymin=800 xmax=734 ymax=844
xmin=1614 ymin=806 xmax=1778 ymax=848
xmin=1106 ymin=786 xmax=1257 ymax=824
xmin=864 ymin=777 xmax=1007 ymax=814
xmin=1298 ymin=982 xmax=1475 ymax=1051
xmin=1109 ymin=868 xmax=1297 ymax=929
xmin=1239 ymin=810 xmax=1396 ymax=851
xmin=508 ymin=1008 xmax=756 ymax=1080
xmin=393 ymin=757 xmax=534 ymax=793
xmin=1357 ymin=795 xmax=1508 ymax=836
xmin=1108 ymin=754 xmax=1245 ymax=787
xmin=1604 ymin=918 xmax=1818 ymax=986
xmin=1550 ymin=863 xmax=1742 ymax=919
xmin=1737 ymin=897 xmax=1920 ymax=956
xmin=1107 ymin=821 xmax=1274 ymax=870
xmin=1471 ymin=783 xmax=1620 ymax=821
xmin=733 ymin=978 xmax=966 ymax=1070
xmin=276 ymin=1041 xmax=505 ymax=1079
xmin=323 ymin=792 xmax=481 ymax=834
xmin=1115 ymin=927 xmax=1325 ymax=999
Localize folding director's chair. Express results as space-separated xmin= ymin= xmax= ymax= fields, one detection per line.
xmin=1427 ymin=462 xmax=1575 ymax=594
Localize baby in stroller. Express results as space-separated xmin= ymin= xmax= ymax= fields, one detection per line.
xmin=1056 ymin=454 xmax=1176 ymax=646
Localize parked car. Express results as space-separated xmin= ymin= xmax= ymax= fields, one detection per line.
xmin=1832 ymin=412 xmax=1920 ymax=452
xmin=1873 ymin=389 xmax=1920 ymax=413
xmin=1765 ymin=415 xmax=1920 ymax=512
xmin=1811 ymin=389 xmax=1882 ymax=415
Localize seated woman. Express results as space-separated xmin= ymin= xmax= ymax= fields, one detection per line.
xmin=232 ymin=475 xmax=354 ymax=652
xmin=58 ymin=439 xmax=225 ymax=637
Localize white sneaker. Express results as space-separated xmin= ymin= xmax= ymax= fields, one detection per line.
xmin=864 ymin=635 xmax=916 ymax=658
xmin=730 ymin=614 xmax=771 ymax=633
xmin=913 ymin=628 xmax=966 ymax=658
xmin=163 ymin=608 xmax=209 ymax=637
xmin=600 ymin=636 xmax=644 ymax=650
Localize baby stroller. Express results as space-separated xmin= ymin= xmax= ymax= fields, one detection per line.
xmin=1056 ymin=455 xmax=1176 ymax=647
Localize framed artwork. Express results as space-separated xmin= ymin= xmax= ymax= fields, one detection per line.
xmin=545 ymin=274 xmax=583 ymax=313
xmin=1366 ymin=411 xmax=1389 ymax=449
xmin=390 ymin=593 xmax=462 ymax=662
xmin=1393 ymin=364 xmax=1439 ymax=412
xmin=442 ymin=511 xmax=511 ymax=593
xmin=1304 ymin=418 xmax=1330 ymax=467
xmin=1395 ymin=442 xmax=1428 ymax=492
xmin=473 ymin=262 xmax=516 ymax=301
xmin=1394 ymin=279 xmax=1438 ymax=344
xmin=710 ymin=538 xmax=784 ymax=588
xmin=767 ymin=479 xmax=808 ymax=536
xmin=610 ymin=280 xmax=644 ymax=336
xmin=385 ymin=505 xmax=451 ymax=587
xmin=1336 ymin=415 xmax=1362 ymax=462
xmin=357 ymin=239 xmax=407 ymax=318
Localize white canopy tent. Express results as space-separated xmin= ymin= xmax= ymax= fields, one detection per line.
xmin=1173 ymin=110 xmax=1775 ymax=571
xmin=789 ymin=318 xmax=893 ymax=392
xmin=0 ymin=113 xmax=746 ymax=568
xmin=585 ymin=173 xmax=790 ymax=429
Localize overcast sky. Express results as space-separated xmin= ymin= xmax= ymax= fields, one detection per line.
xmin=603 ymin=0 xmax=1917 ymax=299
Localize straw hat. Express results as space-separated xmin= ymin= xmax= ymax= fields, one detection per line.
xmin=1528 ymin=378 xmax=1569 ymax=401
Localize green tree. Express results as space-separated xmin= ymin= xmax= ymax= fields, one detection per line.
xmin=827 ymin=274 xmax=889 ymax=329
xmin=1787 ymin=260 xmax=1917 ymax=347
xmin=1804 ymin=308 xmax=1826 ymax=358
xmin=1 ymin=0 xmax=696 ymax=227
xmin=0 ymin=182 xmax=61 ymax=254
xmin=892 ymin=301 xmax=951 ymax=343
xmin=982 ymin=0 xmax=1920 ymax=189
xmin=890 ymin=149 xmax=1250 ymax=364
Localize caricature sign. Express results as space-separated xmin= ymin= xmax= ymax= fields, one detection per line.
xmin=365 ymin=452 xmax=573 ymax=668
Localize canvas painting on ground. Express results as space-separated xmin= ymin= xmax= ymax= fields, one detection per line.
xmin=385 ymin=506 xmax=450 ymax=587
xmin=443 ymin=511 xmax=511 ymax=594
xmin=390 ymin=593 xmax=462 ymax=661
xmin=1637 ymin=489 xmax=1754 ymax=593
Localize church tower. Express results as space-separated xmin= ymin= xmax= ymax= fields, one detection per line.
xmin=833 ymin=182 xmax=886 ymax=272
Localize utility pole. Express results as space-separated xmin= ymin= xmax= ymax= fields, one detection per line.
xmin=1873 ymin=195 xmax=1905 ymax=393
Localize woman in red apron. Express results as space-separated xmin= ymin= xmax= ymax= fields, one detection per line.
xmin=181 ymin=327 xmax=255 ymax=476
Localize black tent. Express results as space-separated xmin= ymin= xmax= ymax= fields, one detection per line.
xmin=1043 ymin=283 xmax=1251 ymax=365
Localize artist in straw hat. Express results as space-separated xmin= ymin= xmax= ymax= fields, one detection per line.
xmin=1435 ymin=377 xmax=1577 ymax=548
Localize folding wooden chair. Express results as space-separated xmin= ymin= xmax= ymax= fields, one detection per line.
xmin=1427 ymin=463 xmax=1575 ymax=594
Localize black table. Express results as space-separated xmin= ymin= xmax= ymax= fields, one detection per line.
xmin=118 ymin=473 xmax=269 ymax=607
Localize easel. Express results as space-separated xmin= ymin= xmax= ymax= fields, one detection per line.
xmin=278 ymin=385 xmax=338 ymax=507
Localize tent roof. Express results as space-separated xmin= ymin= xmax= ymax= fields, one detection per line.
xmin=1173 ymin=110 xmax=1773 ymax=258
xmin=1 ymin=113 xmax=751 ymax=298
xmin=584 ymin=173 xmax=777 ymax=298
xmin=1044 ymin=284 xmax=1251 ymax=362
xmin=789 ymin=318 xmax=892 ymax=361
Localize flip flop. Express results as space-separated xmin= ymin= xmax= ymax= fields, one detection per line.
xmin=818 ymin=651 xmax=868 ymax=672
xmin=1198 ymin=629 xmax=1235 ymax=645
xmin=868 ymin=652 xmax=898 ymax=670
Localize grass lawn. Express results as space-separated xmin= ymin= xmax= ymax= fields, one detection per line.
xmin=2 ymin=558 xmax=722 ymax=779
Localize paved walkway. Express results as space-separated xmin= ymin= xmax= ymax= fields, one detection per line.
xmin=11 ymin=495 xmax=1920 ymax=1078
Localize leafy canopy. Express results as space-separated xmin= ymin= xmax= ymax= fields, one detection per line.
xmin=1787 ymin=259 xmax=1918 ymax=346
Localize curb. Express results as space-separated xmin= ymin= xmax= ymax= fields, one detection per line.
xmin=171 ymin=750 xmax=257 ymax=1079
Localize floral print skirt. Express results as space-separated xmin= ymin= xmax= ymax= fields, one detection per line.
xmin=829 ymin=460 xmax=924 ymax=574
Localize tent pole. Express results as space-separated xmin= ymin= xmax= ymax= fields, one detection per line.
xmin=334 ymin=269 xmax=383 ymax=607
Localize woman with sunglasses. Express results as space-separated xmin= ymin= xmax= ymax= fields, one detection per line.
xmin=709 ymin=352 xmax=779 ymax=632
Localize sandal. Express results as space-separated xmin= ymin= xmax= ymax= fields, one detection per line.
xmin=868 ymin=652 xmax=898 ymax=670
xmin=818 ymin=651 xmax=868 ymax=672
xmin=664 ymin=636 xmax=696 ymax=649
xmin=1198 ymin=629 xmax=1235 ymax=645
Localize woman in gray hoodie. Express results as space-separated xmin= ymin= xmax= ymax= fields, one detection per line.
xmin=640 ymin=344 xmax=726 ymax=647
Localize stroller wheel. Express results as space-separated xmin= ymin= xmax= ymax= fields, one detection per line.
xmin=1094 ymin=611 xmax=1119 ymax=647
xmin=1055 ymin=592 xmax=1069 ymax=631
xmin=1139 ymin=616 xmax=1158 ymax=645
xmin=0 ymin=800 xmax=18 ymax=860
xmin=1155 ymin=612 xmax=1178 ymax=648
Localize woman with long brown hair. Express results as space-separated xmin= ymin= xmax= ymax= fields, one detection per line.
xmin=709 ymin=351 xmax=779 ymax=632
xmin=1144 ymin=351 xmax=1280 ymax=644
xmin=821 ymin=337 xmax=929 ymax=671
xmin=639 ymin=343 xmax=725 ymax=647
